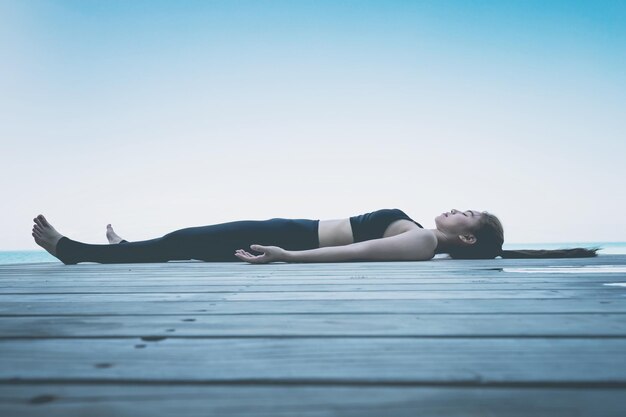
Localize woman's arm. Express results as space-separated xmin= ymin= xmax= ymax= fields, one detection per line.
xmin=235 ymin=230 xmax=436 ymax=264
xmin=286 ymin=230 xmax=436 ymax=263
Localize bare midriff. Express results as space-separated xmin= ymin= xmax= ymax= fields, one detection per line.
xmin=317 ymin=218 xmax=422 ymax=248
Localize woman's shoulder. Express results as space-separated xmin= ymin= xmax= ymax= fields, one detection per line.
xmin=401 ymin=228 xmax=437 ymax=260
xmin=416 ymin=229 xmax=437 ymax=259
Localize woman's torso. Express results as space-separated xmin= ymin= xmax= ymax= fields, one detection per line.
xmin=318 ymin=208 xmax=424 ymax=247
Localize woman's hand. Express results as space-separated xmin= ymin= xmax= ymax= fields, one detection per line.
xmin=234 ymin=244 xmax=287 ymax=264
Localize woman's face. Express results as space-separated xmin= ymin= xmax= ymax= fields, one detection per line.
xmin=435 ymin=209 xmax=483 ymax=236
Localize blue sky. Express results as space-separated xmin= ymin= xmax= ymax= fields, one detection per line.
xmin=1 ymin=0 xmax=625 ymax=250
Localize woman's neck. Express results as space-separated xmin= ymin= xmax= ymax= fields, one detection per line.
xmin=428 ymin=229 xmax=458 ymax=255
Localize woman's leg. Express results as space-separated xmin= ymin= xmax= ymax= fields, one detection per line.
xmin=56 ymin=234 xmax=181 ymax=265
xmin=53 ymin=218 xmax=320 ymax=265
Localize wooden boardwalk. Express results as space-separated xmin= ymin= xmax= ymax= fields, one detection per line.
xmin=1 ymin=255 xmax=626 ymax=416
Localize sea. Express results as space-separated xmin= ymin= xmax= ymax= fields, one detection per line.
xmin=0 ymin=242 xmax=625 ymax=265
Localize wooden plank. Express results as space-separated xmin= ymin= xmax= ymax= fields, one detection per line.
xmin=2 ymin=269 xmax=624 ymax=280
xmin=1 ymin=338 xmax=626 ymax=383
xmin=1 ymin=255 xmax=624 ymax=274
xmin=2 ymin=264 xmax=625 ymax=277
xmin=1 ymin=385 xmax=625 ymax=417
xmin=6 ymin=256 xmax=623 ymax=270
xmin=2 ymin=299 xmax=624 ymax=315
xmin=1 ymin=313 xmax=625 ymax=337
xmin=1 ymin=281 xmax=624 ymax=294
xmin=4 ymin=272 xmax=614 ymax=281
xmin=0 ymin=288 xmax=622 ymax=302
xmin=2 ymin=260 xmax=624 ymax=271
xmin=0 ymin=276 xmax=626 ymax=294
xmin=3 ymin=262 xmax=624 ymax=284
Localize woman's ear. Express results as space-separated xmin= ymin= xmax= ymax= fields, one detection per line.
xmin=458 ymin=234 xmax=477 ymax=245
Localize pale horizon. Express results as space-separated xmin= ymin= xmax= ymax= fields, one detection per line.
xmin=2 ymin=0 xmax=625 ymax=251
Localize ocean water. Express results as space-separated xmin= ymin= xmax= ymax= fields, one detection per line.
xmin=0 ymin=242 xmax=625 ymax=265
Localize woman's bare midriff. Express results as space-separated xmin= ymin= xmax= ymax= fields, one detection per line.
xmin=317 ymin=218 xmax=422 ymax=248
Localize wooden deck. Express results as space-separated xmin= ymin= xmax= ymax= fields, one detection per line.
xmin=1 ymin=255 xmax=626 ymax=416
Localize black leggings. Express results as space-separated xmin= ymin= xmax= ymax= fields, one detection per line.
xmin=55 ymin=218 xmax=320 ymax=265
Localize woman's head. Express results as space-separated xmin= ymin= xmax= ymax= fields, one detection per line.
xmin=435 ymin=209 xmax=504 ymax=259
xmin=435 ymin=208 xmax=599 ymax=259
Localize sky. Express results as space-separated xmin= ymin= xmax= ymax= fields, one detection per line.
xmin=1 ymin=0 xmax=625 ymax=250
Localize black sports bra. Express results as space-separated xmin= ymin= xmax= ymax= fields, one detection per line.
xmin=349 ymin=208 xmax=424 ymax=243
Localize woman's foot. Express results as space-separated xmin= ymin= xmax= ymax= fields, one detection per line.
xmin=106 ymin=224 xmax=125 ymax=244
xmin=32 ymin=214 xmax=64 ymax=257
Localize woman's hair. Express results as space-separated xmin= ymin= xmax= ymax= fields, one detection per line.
xmin=447 ymin=212 xmax=600 ymax=260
